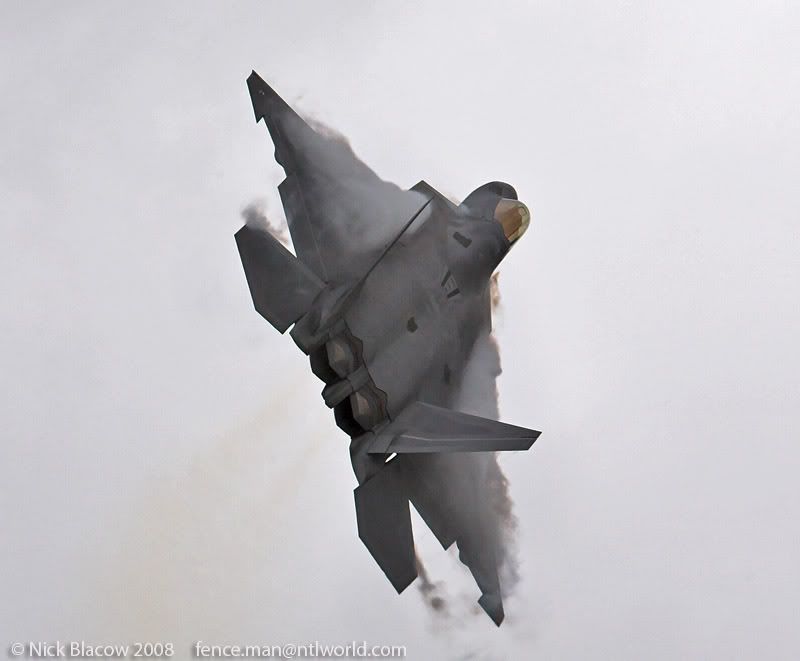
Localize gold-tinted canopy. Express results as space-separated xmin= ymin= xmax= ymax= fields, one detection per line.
xmin=494 ymin=199 xmax=531 ymax=244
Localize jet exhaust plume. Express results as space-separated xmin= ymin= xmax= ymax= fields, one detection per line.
xmin=92 ymin=389 xmax=327 ymax=642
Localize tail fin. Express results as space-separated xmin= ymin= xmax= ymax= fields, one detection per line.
xmin=369 ymin=401 xmax=540 ymax=455
xmin=235 ymin=224 xmax=324 ymax=333
xmin=353 ymin=462 xmax=417 ymax=593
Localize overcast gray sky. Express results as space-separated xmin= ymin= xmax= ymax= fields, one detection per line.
xmin=2 ymin=2 xmax=799 ymax=660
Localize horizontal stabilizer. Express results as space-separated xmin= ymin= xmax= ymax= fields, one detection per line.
xmin=235 ymin=224 xmax=323 ymax=333
xmin=354 ymin=463 xmax=417 ymax=594
xmin=369 ymin=402 xmax=540 ymax=454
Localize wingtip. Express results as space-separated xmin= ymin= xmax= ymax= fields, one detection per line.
xmin=245 ymin=70 xmax=292 ymax=124
xmin=246 ymin=70 xmax=268 ymax=122
xmin=478 ymin=593 xmax=505 ymax=627
xmin=516 ymin=430 xmax=541 ymax=452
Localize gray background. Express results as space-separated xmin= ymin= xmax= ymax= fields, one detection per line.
xmin=2 ymin=2 xmax=798 ymax=659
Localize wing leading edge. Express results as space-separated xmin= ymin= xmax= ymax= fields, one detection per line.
xmin=368 ymin=401 xmax=540 ymax=454
xmin=247 ymin=71 xmax=426 ymax=285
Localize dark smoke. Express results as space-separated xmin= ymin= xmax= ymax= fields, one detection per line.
xmin=415 ymin=553 xmax=449 ymax=616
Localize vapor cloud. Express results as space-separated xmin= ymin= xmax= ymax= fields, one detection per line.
xmin=293 ymin=115 xmax=525 ymax=616
xmin=241 ymin=199 xmax=291 ymax=248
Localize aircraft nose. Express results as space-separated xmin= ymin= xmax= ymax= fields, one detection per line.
xmin=494 ymin=199 xmax=531 ymax=244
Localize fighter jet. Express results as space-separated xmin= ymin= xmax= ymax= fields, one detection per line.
xmin=235 ymin=71 xmax=540 ymax=625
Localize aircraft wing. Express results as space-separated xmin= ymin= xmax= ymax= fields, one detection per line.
xmin=367 ymin=401 xmax=539 ymax=454
xmin=247 ymin=71 xmax=425 ymax=285
xmin=355 ymin=331 xmax=538 ymax=626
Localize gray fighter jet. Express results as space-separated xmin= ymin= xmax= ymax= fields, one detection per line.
xmin=236 ymin=71 xmax=540 ymax=625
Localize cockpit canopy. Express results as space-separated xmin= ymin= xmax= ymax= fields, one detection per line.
xmin=494 ymin=199 xmax=531 ymax=244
